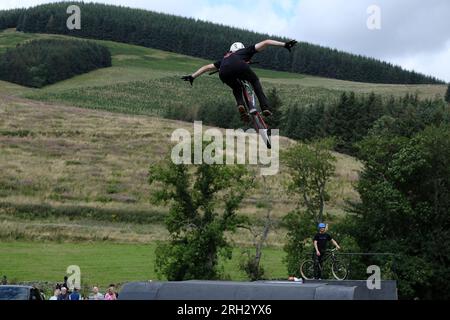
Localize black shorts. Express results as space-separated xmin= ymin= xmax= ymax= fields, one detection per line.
xmin=219 ymin=61 xmax=258 ymax=84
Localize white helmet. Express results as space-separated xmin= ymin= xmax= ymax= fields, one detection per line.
xmin=230 ymin=42 xmax=245 ymax=52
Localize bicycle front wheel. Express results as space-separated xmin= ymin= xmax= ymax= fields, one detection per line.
xmin=332 ymin=259 xmax=348 ymax=280
xmin=300 ymin=260 xmax=315 ymax=280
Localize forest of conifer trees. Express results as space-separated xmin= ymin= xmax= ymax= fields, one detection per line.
xmin=0 ymin=39 xmax=111 ymax=88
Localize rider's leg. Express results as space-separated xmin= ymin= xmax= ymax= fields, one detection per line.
xmin=220 ymin=76 xmax=249 ymax=122
xmin=240 ymin=68 xmax=272 ymax=117
xmin=317 ymin=254 xmax=323 ymax=279
xmin=314 ymin=253 xmax=323 ymax=280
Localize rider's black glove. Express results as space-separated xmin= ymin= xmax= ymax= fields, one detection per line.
xmin=181 ymin=75 xmax=195 ymax=86
xmin=284 ymin=40 xmax=298 ymax=52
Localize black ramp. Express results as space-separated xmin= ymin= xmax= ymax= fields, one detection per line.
xmin=119 ymin=280 xmax=397 ymax=300
xmin=314 ymin=285 xmax=357 ymax=300
xmin=152 ymin=281 xmax=322 ymax=300
xmin=304 ymin=280 xmax=398 ymax=300
xmin=118 ymin=281 xmax=163 ymax=300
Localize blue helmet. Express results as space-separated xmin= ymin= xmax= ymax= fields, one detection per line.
xmin=318 ymin=223 xmax=326 ymax=229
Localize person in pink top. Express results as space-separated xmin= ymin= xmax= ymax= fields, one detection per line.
xmin=104 ymin=285 xmax=117 ymax=300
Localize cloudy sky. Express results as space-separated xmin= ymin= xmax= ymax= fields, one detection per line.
xmin=2 ymin=0 xmax=449 ymax=82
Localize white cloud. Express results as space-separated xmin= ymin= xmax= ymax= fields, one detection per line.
xmin=283 ymin=0 xmax=450 ymax=55
xmin=389 ymin=40 xmax=450 ymax=82
xmin=278 ymin=0 xmax=294 ymax=11
xmin=194 ymin=1 xmax=289 ymax=36
xmin=281 ymin=0 xmax=450 ymax=81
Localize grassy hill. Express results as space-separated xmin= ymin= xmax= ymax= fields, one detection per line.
xmin=0 ymin=29 xmax=447 ymax=286
xmin=0 ymin=89 xmax=361 ymax=244
xmin=1 ymin=29 xmax=446 ymax=112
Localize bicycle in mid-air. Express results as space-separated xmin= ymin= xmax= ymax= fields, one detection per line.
xmin=300 ymin=248 xmax=349 ymax=281
xmin=209 ymin=62 xmax=272 ymax=149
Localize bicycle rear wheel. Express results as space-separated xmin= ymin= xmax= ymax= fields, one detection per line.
xmin=300 ymin=260 xmax=315 ymax=280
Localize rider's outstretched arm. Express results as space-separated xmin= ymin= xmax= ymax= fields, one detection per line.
xmin=255 ymin=39 xmax=298 ymax=52
xmin=192 ymin=64 xmax=217 ymax=78
xmin=182 ymin=64 xmax=217 ymax=85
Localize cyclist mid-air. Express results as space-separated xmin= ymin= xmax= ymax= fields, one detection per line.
xmin=182 ymin=39 xmax=297 ymax=122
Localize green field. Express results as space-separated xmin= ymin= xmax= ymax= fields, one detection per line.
xmin=0 ymin=28 xmax=447 ymax=288
xmin=0 ymin=241 xmax=286 ymax=291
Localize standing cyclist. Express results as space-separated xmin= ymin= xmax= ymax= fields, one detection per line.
xmin=313 ymin=223 xmax=341 ymax=280
xmin=182 ymin=39 xmax=297 ymax=122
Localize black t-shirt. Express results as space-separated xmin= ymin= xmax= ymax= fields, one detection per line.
xmin=214 ymin=45 xmax=257 ymax=70
xmin=313 ymin=233 xmax=333 ymax=253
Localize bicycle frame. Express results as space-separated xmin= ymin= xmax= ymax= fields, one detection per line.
xmin=239 ymin=79 xmax=272 ymax=149
xmin=314 ymin=249 xmax=335 ymax=270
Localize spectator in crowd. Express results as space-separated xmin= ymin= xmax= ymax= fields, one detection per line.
xmin=58 ymin=287 xmax=69 ymax=300
xmin=104 ymin=285 xmax=117 ymax=300
xmin=48 ymin=288 xmax=61 ymax=301
xmin=69 ymin=287 xmax=81 ymax=300
xmin=49 ymin=288 xmax=60 ymax=300
xmin=56 ymin=276 xmax=70 ymax=292
xmin=109 ymin=283 xmax=119 ymax=299
xmin=1 ymin=275 xmax=7 ymax=285
xmin=89 ymin=286 xmax=104 ymax=300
